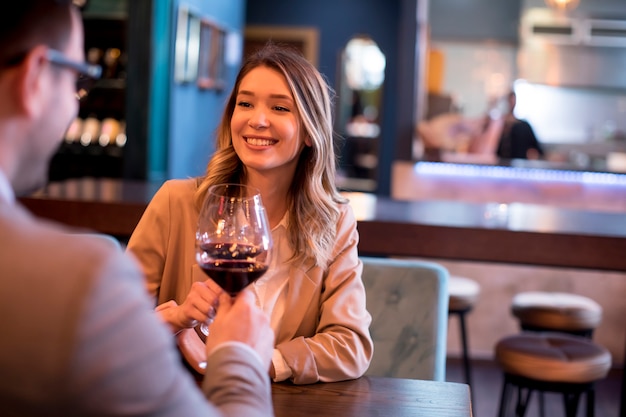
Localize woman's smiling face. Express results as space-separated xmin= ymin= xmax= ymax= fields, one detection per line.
xmin=230 ymin=65 xmax=310 ymax=178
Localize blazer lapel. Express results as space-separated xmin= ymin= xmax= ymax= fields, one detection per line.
xmin=275 ymin=260 xmax=320 ymax=343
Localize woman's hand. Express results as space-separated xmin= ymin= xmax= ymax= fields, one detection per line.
xmin=156 ymin=279 xmax=224 ymax=333
xmin=176 ymin=279 xmax=224 ymax=329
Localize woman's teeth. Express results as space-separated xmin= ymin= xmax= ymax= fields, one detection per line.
xmin=246 ymin=137 xmax=275 ymax=146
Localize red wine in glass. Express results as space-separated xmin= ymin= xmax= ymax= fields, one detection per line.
xmin=198 ymin=242 xmax=268 ymax=296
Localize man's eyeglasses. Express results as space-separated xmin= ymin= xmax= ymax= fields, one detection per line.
xmin=46 ymin=49 xmax=102 ymax=100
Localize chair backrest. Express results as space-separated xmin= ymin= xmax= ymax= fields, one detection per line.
xmin=361 ymin=256 xmax=449 ymax=381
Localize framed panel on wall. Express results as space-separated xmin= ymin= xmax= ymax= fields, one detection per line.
xmin=243 ymin=25 xmax=319 ymax=66
xmin=197 ymin=20 xmax=226 ymax=90
xmin=174 ymin=5 xmax=201 ymax=83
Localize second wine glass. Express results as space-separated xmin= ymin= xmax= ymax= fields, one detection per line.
xmin=195 ymin=183 xmax=273 ymax=335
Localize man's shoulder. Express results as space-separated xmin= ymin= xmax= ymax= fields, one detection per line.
xmin=0 ymin=205 xmax=139 ymax=319
xmin=0 ymin=205 xmax=127 ymax=274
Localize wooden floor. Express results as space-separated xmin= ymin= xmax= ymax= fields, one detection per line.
xmin=446 ymin=357 xmax=623 ymax=417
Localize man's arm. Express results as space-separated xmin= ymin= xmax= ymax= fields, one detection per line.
xmin=66 ymin=250 xmax=273 ymax=416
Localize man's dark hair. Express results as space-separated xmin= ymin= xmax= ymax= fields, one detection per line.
xmin=0 ymin=1 xmax=76 ymax=68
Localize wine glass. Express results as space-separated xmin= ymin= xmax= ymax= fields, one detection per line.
xmin=195 ymin=183 xmax=273 ymax=335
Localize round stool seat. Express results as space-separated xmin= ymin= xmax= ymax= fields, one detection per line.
xmin=448 ymin=276 xmax=480 ymax=311
xmin=495 ymin=332 xmax=611 ymax=383
xmin=512 ymin=291 xmax=602 ymax=332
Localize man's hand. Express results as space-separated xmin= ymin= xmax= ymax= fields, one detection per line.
xmin=206 ymin=290 xmax=274 ymax=367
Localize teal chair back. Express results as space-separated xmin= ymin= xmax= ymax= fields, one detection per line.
xmin=361 ymin=257 xmax=449 ymax=381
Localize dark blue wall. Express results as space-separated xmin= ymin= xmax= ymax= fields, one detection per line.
xmin=246 ymin=0 xmax=399 ymax=93
xmin=246 ymin=0 xmax=408 ymax=195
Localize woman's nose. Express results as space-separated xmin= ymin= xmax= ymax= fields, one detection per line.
xmin=248 ymin=108 xmax=269 ymax=129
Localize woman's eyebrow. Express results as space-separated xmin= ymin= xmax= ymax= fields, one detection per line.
xmin=237 ymin=90 xmax=293 ymax=101
xmin=269 ymin=93 xmax=293 ymax=101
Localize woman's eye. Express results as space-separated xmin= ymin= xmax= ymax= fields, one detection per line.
xmin=237 ymin=101 xmax=252 ymax=108
xmin=274 ymin=105 xmax=290 ymax=112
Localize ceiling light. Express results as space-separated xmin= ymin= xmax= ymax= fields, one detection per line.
xmin=545 ymin=0 xmax=580 ymax=11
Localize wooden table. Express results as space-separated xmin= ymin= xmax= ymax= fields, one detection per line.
xmin=272 ymin=376 xmax=472 ymax=417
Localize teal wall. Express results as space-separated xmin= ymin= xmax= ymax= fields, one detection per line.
xmin=150 ymin=0 xmax=245 ymax=181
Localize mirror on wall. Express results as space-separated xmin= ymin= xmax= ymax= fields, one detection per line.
xmin=336 ymin=35 xmax=386 ymax=192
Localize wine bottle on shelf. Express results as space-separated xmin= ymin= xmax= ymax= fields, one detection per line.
xmin=87 ymin=47 xmax=103 ymax=67
xmin=81 ymin=116 xmax=101 ymax=146
xmin=114 ymin=121 xmax=127 ymax=147
xmin=103 ymin=48 xmax=122 ymax=79
xmin=65 ymin=117 xmax=84 ymax=144
xmin=98 ymin=117 xmax=120 ymax=147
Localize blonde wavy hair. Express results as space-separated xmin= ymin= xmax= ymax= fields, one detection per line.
xmin=194 ymin=43 xmax=346 ymax=268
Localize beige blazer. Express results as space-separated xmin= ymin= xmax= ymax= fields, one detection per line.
xmin=127 ymin=179 xmax=373 ymax=384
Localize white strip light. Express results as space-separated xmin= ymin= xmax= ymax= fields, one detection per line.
xmin=414 ymin=162 xmax=626 ymax=186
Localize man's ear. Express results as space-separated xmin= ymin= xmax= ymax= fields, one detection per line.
xmin=14 ymin=45 xmax=49 ymax=117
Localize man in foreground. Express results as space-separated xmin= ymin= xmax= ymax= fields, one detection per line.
xmin=0 ymin=1 xmax=274 ymax=415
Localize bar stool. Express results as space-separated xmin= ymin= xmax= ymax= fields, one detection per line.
xmin=495 ymin=332 xmax=612 ymax=417
xmin=511 ymin=291 xmax=603 ymax=415
xmin=511 ymin=291 xmax=603 ymax=338
xmin=448 ymin=275 xmax=480 ymax=387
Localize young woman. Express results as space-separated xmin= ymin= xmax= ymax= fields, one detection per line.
xmin=127 ymin=43 xmax=373 ymax=384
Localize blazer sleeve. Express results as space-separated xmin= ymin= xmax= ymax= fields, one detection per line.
xmin=126 ymin=182 xmax=173 ymax=302
xmin=277 ymin=204 xmax=374 ymax=384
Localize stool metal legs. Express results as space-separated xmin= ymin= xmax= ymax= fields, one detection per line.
xmin=497 ymin=373 xmax=593 ymax=417
xmin=538 ymin=391 xmax=545 ymax=417
xmin=619 ymin=328 xmax=626 ymax=417
xmin=497 ymin=376 xmax=533 ymax=417
xmin=449 ymin=308 xmax=474 ymax=407
xmin=457 ymin=309 xmax=472 ymax=388
xmin=563 ymin=392 xmax=583 ymax=417
xmin=497 ymin=378 xmax=512 ymax=417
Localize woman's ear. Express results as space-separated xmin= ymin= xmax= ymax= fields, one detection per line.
xmin=14 ymin=45 xmax=49 ymax=117
xmin=304 ymin=136 xmax=312 ymax=147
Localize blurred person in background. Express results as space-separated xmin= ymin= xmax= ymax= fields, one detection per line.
xmin=495 ymin=90 xmax=544 ymax=160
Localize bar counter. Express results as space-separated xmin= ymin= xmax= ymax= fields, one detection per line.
xmin=19 ymin=177 xmax=626 ymax=272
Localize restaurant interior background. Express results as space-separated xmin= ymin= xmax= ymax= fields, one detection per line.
xmin=56 ymin=0 xmax=625 ymax=366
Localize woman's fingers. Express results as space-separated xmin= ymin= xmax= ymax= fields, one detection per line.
xmin=180 ymin=281 xmax=224 ymax=324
